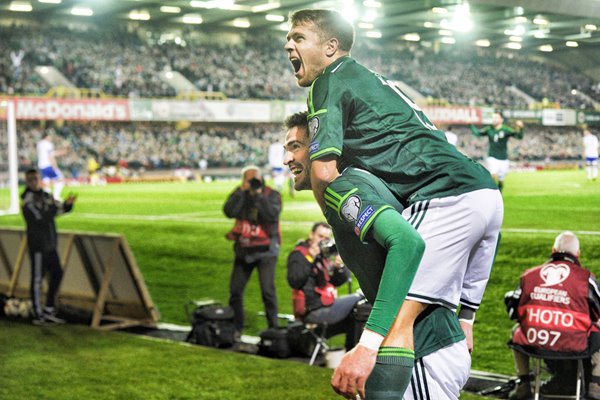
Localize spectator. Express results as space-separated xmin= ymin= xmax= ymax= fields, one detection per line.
xmin=223 ymin=166 xmax=281 ymax=339
xmin=506 ymin=231 xmax=600 ymax=399
xmin=21 ymin=168 xmax=76 ymax=325
xmin=287 ymin=222 xmax=363 ymax=351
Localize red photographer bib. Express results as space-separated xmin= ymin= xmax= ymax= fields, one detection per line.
xmin=512 ymin=258 xmax=591 ymax=353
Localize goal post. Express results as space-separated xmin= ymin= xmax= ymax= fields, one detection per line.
xmin=0 ymin=100 xmax=19 ymax=216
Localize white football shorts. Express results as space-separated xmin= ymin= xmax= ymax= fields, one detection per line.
xmin=486 ymin=157 xmax=510 ymax=181
xmin=403 ymin=188 xmax=504 ymax=311
xmin=404 ymin=340 xmax=471 ymax=400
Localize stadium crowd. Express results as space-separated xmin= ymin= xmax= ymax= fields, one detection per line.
xmin=1 ymin=24 xmax=598 ymax=109
xmin=14 ymin=123 xmax=588 ymax=175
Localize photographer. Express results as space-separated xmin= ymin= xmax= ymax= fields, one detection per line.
xmin=287 ymin=222 xmax=363 ymax=351
xmin=224 ymin=166 xmax=282 ymax=339
xmin=505 ymin=231 xmax=600 ymax=400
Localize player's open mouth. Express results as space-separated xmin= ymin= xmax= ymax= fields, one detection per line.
xmin=290 ymin=58 xmax=302 ymax=74
xmin=290 ymin=166 xmax=303 ymax=176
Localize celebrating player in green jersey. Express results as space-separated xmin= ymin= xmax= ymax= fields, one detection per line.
xmin=284 ymin=112 xmax=471 ymax=400
xmin=284 ymin=9 xmax=503 ymax=398
xmin=470 ymin=111 xmax=524 ymax=191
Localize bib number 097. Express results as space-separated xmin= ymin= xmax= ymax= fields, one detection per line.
xmin=526 ymin=328 xmax=561 ymax=346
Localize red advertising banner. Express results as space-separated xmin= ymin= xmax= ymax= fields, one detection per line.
xmin=422 ymin=106 xmax=483 ymax=125
xmin=6 ymin=98 xmax=130 ymax=121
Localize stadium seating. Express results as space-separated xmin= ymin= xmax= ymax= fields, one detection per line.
xmin=1 ymin=24 xmax=598 ymax=108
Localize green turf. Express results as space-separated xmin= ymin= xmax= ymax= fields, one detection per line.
xmin=0 ymin=169 xmax=599 ymax=398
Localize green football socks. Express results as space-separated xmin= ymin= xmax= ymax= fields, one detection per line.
xmin=365 ymin=347 xmax=414 ymax=399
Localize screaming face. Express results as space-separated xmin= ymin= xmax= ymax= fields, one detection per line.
xmin=284 ymin=22 xmax=331 ymax=87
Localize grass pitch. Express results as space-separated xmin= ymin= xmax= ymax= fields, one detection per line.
xmin=0 ymin=169 xmax=599 ymax=398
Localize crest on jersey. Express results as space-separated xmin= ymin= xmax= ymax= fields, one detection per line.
xmin=540 ymin=263 xmax=570 ymax=286
xmin=308 ymin=117 xmax=320 ymax=140
xmin=341 ymin=195 xmax=361 ymax=223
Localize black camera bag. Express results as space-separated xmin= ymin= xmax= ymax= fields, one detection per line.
xmin=186 ymin=302 xmax=235 ymax=348
xmin=286 ymin=321 xmax=318 ymax=357
xmin=258 ymin=327 xmax=291 ymax=358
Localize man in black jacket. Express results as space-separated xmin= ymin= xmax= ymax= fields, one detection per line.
xmin=21 ymin=168 xmax=75 ymax=325
xmin=224 ymin=166 xmax=281 ymax=338
xmin=287 ymin=222 xmax=363 ymax=350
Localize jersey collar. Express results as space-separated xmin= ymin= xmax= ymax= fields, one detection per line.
xmin=322 ymin=55 xmax=352 ymax=75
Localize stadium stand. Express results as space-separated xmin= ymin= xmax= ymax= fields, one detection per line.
xmin=1 ymin=24 xmax=598 ymax=108
xmin=13 ymin=123 xmax=586 ymax=175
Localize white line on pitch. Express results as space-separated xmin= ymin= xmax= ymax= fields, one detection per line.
xmin=503 ymin=228 xmax=600 ymax=236
xmin=72 ymin=214 xmax=600 ymax=235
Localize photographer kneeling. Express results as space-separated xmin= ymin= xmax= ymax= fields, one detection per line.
xmin=287 ymin=222 xmax=363 ymax=351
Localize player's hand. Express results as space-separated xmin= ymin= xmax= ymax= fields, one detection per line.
xmin=515 ymin=120 xmax=524 ymax=129
xmin=460 ymin=320 xmax=473 ymax=353
xmin=65 ymin=194 xmax=77 ymax=205
xmin=331 ymin=345 xmax=377 ymax=399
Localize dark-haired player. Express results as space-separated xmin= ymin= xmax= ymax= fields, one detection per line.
xmin=284 ymin=112 xmax=469 ymax=400
xmin=470 ymin=111 xmax=524 ymax=191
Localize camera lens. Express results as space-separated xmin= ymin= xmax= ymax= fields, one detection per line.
xmin=249 ymin=178 xmax=263 ymax=190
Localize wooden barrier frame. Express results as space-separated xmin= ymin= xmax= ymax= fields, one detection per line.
xmin=0 ymin=228 xmax=159 ymax=331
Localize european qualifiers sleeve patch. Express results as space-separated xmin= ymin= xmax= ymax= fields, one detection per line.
xmin=309 ymin=141 xmax=320 ymax=155
xmin=341 ymin=195 xmax=361 ymax=223
xmin=308 ymin=117 xmax=320 ymax=141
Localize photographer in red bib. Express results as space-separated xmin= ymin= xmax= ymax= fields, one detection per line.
xmin=506 ymin=231 xmax=600 ymax=399
xmin=224 ymin=165 xmax=282 ymax=340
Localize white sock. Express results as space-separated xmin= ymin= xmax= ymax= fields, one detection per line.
xmin=53 ymin=181 xmax=64 ymax=200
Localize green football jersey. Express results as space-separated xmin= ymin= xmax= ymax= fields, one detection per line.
xmin=307 ymin=56 xmax=496 ymax=206
xmin=470 ymin=124 xmax=524 ymax=160
xmin=324 ymin=167 xmax=464 ymax=359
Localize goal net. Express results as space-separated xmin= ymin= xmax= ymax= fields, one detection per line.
xmin=0 ymin=101 xmax=18 ymax=216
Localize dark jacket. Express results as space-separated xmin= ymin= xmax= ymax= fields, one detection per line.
xmin=21 ymin=188 xmax=73 ymax=253
xmin=223 ymin=185 xmax=281 ymax=263
xmin=287 ymin=240 xmax=351 ymax=313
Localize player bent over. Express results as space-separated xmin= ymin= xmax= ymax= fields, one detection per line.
xmin=284 ymin=112 xmax=470 ymax=399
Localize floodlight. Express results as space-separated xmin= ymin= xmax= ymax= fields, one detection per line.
xmin=265 ymin=14 xmax=284 ymax=22
xmin=9 ymin=1 xmax=32 ymax=12
xmin=539 ymin=44 xmax=553 ymax=52
xmin=160 ymin=6 xmax=181 ymax=13
xmin=402 ymin=33 xmax=420 ymax=42
xmin=71 ymin=6 xmax=93 ymax=16
xmin=365 ymin=31 xmax=382 ymax=38
xmin=182 ymin=13 xmax=203 ymax=24
xmin=475 ymin=39 xmax=490 ymax=47
xmin=565 ymin=41 xmax=578 ymax=47
xmin=441 ymin=36 xmax=456 ymax=44
xmin=232 ymin=18 xmax=251 ymax=28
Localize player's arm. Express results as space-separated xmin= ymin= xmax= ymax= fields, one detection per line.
xmin=512 ymin=120 xmax=524 ymax=139
xmin=365 ymin=209 xmax=425 ymax=338
xmin=470 ymin=124 xmax=487 ymax=137
xmin=310 ymin=156 xmax=340 ymax=211
xmin=332 ymin=209 xmax=424 ymax=400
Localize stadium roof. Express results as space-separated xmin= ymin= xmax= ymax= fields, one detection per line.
xmin=1 ymin=0 xmax=600 ymax=54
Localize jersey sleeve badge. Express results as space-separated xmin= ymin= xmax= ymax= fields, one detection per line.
xmin=308 ymin=117 xmax=320 ymax=141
